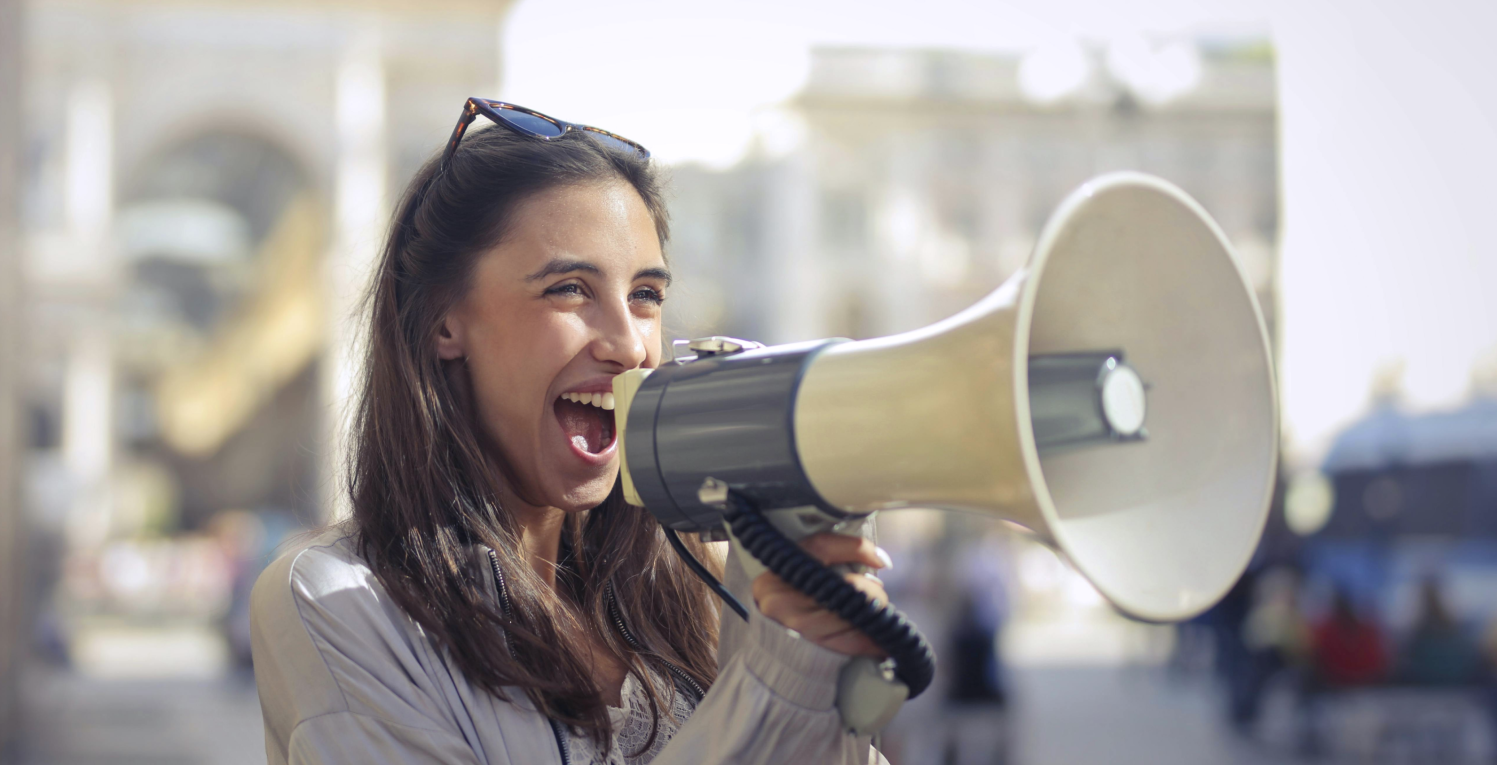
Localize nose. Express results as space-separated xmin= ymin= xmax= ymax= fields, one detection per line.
xmin=590 ymin=296 xmax=649 ymax=370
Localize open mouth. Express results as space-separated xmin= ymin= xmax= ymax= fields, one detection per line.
xmin=554 ymin=391 xmax=616 ymax=456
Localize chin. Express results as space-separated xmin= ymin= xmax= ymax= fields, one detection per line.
xmin=552 ymin=468 xmax=620 ymax=513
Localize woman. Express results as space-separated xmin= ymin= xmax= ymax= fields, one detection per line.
xmin=250 ymin=100 xmax=895 ymax=765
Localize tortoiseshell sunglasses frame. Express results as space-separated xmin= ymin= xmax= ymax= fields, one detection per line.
xmin=440 ymin=98 xmax=650 ymax=170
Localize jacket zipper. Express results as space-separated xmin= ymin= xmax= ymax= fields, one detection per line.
xmin=485 ymin=549 xmax=515 ymax=646
xmin=605 ymin=581 xmax=707 ymax=703
xmin=487 ymin=548 xmax=571 ymax=765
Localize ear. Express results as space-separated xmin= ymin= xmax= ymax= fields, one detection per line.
xmin=436 ymin=311 xmax=466 ymax=360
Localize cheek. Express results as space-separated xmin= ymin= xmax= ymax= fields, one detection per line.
xmin=467 ymin=314 xmax=584 ymax=434
xmin=637 ymin=314 xmax=664 ymax=367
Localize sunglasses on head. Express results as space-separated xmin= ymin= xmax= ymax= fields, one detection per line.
xmin=441 ymin=98 xmax=650 ymax=170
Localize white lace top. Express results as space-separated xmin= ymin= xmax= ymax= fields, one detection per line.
xmin=566 ymin=670 xmax=698 ymax=765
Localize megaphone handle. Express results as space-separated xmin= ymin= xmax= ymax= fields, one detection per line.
xmin=719 ymin=492 xmax=935 ymax=721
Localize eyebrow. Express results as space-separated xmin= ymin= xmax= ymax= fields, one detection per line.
xmin=525 ymin=259 xmax=600 ymax=281
xmin=525 ymin=258 xmax=673 ymax=285
xmin=635 ymin=266 xmax=673 ymax=285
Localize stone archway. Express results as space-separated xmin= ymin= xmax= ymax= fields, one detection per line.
xmin=116 ymin=132 xmax=326 ymax=530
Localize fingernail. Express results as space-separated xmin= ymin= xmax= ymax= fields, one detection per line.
xmin=874 ymin=546 xmax=893 ymax=570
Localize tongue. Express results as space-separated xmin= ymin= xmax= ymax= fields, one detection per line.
xmin=555 ymin=399 xmax=612 ymax=454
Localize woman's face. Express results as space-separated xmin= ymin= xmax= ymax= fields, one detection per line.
xmin=439 ymin=181 xmax=668 ymax=512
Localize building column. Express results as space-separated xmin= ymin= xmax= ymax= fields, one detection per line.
xmin=0 ymin=0 xmax=24 ymax=750
xmin=762 ymin=148 xmax=823 ymax=343
xmin=322 ymin=22 xmax=388 ymax=522
xmin=59 ymin=78 xmax=115 ymax=551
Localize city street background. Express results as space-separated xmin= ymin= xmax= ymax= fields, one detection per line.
xmin=2 ymin=0 xmax=1496 ymax=763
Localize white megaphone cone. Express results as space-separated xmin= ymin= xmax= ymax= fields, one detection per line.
xmin=792 ymin=171 xmax=1278 ymax=622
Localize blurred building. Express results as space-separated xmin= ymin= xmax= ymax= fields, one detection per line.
xmin=669 ymin=44 xmax=1278 ymax=347
xmin=15 ymin=0 xmax=511 ymax=716
xmin=1287 ymin=395 xmax=1497 ymax=633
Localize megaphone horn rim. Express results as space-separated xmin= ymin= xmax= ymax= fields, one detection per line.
xmin=1013 ymin=171 xmax=1281 ymax=623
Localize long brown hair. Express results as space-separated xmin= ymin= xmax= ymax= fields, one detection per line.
xmin=347 ymin=125 xmax=720 ymax=749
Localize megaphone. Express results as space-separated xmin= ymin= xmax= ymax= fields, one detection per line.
xmin=612 ymin=172 xmax=1277 ymax=727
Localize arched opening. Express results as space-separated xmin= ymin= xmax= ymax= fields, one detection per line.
xmin=115 ymin=132 xmax=325 ymax=533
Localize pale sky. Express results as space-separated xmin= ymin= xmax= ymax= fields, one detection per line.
xmin=503 ymin=0 xmax=1497 ymax=466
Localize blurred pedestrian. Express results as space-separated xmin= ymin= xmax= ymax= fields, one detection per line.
xmin=1235 ymin=566 xmax=1307 ymax=733
xmin=210 ymin=509 xmax=267 ymax=677
xmin=937 ymin=531 xmax=1010 ymax=765
xmin=1208 ymin=568 xmax=1255 ymax=729
xmin=1310 ymin=589 xmax=1388 ymax=687
xmin=1299 ymin=588 xmax=1388 ymax=755
xmin=946 ymin=593 xmax=1006 ymax=707
xmin=1397 ymin=577 xmax=1478 ymax=686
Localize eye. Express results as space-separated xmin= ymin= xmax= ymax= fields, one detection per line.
xmin=544 ymin=282 xmax=586 ymax=298
xmin=630 ymin=286 xmax=666 ymax=305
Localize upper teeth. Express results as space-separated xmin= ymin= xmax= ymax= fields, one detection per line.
xmin=563 ymin=391 xmax=615 ymax=410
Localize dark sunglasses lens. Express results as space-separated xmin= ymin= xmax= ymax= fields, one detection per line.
xmin=502 ymin=109 xmax=565 ymax=137
xmin=585 ymin=130 xmax=647 ymax=157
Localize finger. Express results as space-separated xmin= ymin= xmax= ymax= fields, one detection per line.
xmin=754 ymin=570 xmax=895 ymax=658
xmin=771 ymin=608 xmax=856 ymax=640
xmin=817 ymin=629 xmax=886 ymax=658
xmin=753 ymin=572 xmax=818 ymax=610
xmin=755 ymin=589 xmax=822 ymax=623
xmin=844 ymin=571 xmax=888 ymax=601
xmin=757 ymin=575 xmax=891 ymax=635
xmin=754 ymin=570 xmax=888 ymax=613
xmin=754 ymin=567 xmax=889 ymax=612
xmin=798 ymin=533 xmax=890 ymax=571
xmin=780 ymin=612 xmax=885 ymax=658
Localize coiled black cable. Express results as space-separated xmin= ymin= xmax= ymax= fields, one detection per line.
xmin=720 ymin=492 xmax=936 ymax=699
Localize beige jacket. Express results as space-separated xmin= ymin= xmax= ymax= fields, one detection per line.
xmin=250 ymin=532 xmax=886 ymax=764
